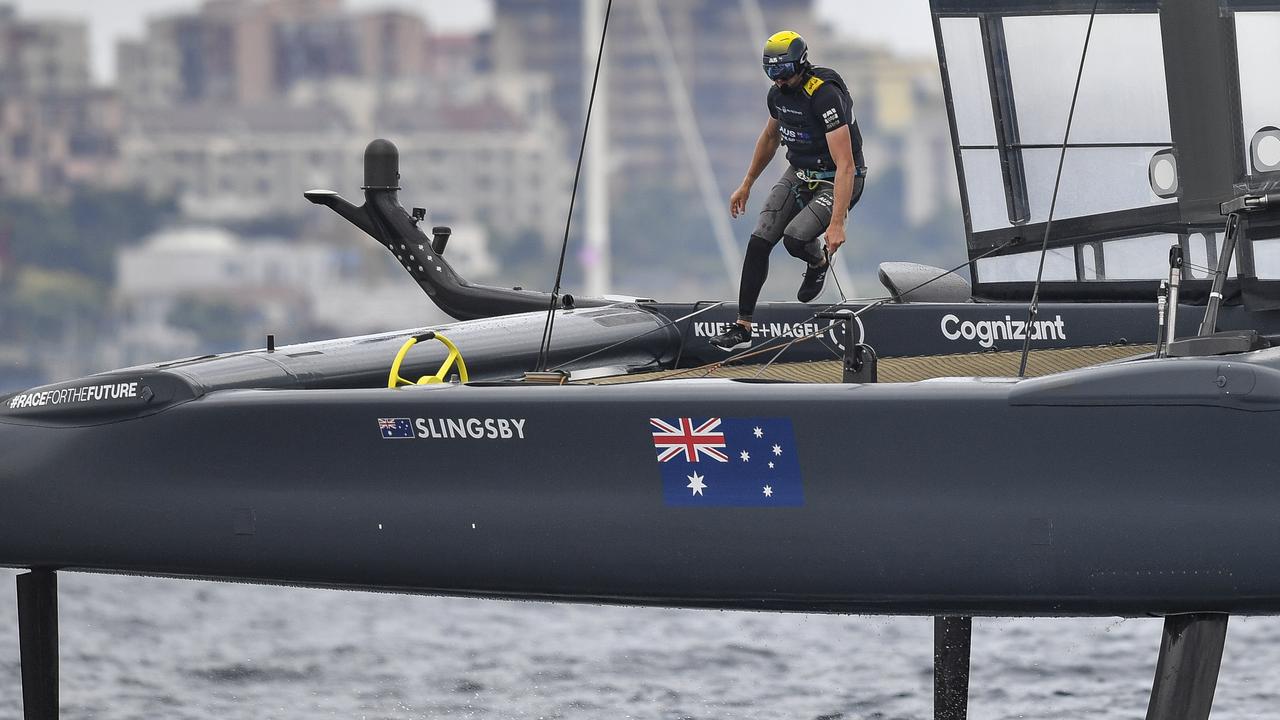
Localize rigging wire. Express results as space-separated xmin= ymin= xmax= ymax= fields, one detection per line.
xmin=745 ymin=239 xmax=1016 ymax=378
xmin=830 ymin=254 xmax=850 ymax=305
xmin=536 ymin=0 xmax=615 ymax=373
xmin=1016 ymin=0 xmax=1101 ymax=377
xmin=744 ymin=260 xmax=855 ymax=379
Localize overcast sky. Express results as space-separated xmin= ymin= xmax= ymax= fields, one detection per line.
xmin=7 ymin=0 xmax=936 ymax=83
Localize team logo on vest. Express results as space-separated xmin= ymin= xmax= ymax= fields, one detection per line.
xmin=940 ymin=314 xmax=1067 ymax=348
xmin=779 ymin=126 xmax=811 ymax=144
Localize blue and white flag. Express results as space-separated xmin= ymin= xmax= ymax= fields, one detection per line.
xmin=649 ymin=417 xmax=804 ymax=507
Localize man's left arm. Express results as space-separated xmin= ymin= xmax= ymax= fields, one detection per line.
xmin=823 ymin=124 xmax=855 ymax=256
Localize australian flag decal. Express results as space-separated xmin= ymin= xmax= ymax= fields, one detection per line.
xmin=378 ymin=417 xmax=414 ymax=439
xmin=650 ymin=417 xmax=804 ymax=507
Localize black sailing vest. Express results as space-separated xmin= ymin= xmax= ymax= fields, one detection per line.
xmin=768 ymin=66 xmax=866 ymax=172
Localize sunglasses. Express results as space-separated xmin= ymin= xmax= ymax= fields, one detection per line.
xmin=764 ymin=62 xmax=798 ymax=80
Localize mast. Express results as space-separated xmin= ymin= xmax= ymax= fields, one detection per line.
xmin=583 ymin=0 xmax=610 ymax=297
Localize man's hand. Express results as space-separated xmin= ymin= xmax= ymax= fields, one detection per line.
xmin=824 ymin=224 xmax=846 ymax=257
xmin=729 ymin=184 xmax=751 ymax=218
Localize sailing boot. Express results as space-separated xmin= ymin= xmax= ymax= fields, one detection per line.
xmin=797 ymin=252 xmax=830 ymax=303
xmin=709 ymin=323 xmax=752 ymax=352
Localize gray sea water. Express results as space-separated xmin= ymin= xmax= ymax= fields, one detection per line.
xmin=1 ymin=569 xmax=1279 ymax=719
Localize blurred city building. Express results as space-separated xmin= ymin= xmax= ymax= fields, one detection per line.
xmin=114 ymin=0 xmax=570 ymax=243
xmin=112 ymin=224 xmax=464 ymax=366
xmin=0 ymin=3 xmax=123 ymax=197
xmin=116 ymin=0 xmax=432 ymax=108
xmin=0 ymin=3 xmax=90 ymax=95
xmin=0 ymin=0 xmax=956 ymax=235
xmin=488 ymin=0 xmax=813 ymax=193
xmin=119 ymin=83 xmax=571 ymax=243
xmin=0 ymin=89 xmax=125 ymax=197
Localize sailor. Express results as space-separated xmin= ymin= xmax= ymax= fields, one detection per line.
xmin=710 ymin=30 xmax=867 ymax=351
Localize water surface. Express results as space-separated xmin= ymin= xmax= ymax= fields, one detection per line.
xmin=1 ymin=570 xmax=1278 ymax=718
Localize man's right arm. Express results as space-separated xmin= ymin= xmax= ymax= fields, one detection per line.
xmin=730 ymin=118 xmax=781 ymax=218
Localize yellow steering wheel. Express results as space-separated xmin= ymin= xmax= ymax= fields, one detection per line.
xmin=387 ymin=332 xmax=470 ymax=388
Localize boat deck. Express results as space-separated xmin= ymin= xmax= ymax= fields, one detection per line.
xmin=592 ymin=344 xmax=1155 ymax=384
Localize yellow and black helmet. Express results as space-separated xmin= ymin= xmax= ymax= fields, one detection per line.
xmin=763 ymin=30 xmax=809 ymax=81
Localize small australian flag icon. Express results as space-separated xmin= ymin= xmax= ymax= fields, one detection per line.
xmin=378 ymin=417 xmax=414 ymax=439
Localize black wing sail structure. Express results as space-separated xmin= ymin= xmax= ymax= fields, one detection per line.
xmin=304 ymin=139 xmax=619 ymax=322
xmin=932 ymin=0 xmax=1280 ymax=309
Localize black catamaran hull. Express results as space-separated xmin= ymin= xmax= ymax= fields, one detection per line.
xmin=4 ymin=354 xmax=1280 ymax=618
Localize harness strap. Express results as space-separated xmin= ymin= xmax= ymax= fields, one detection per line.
xmin=790 ymin=183 xmax=811 ymax=206
xmin=794 ymin=167 xmax=870 ymax=193
xmin=796 ymin=169 xmax=837 ymax=182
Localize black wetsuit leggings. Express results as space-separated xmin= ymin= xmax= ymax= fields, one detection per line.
xmin=737 ymin=165 xmax=866 ymax=321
